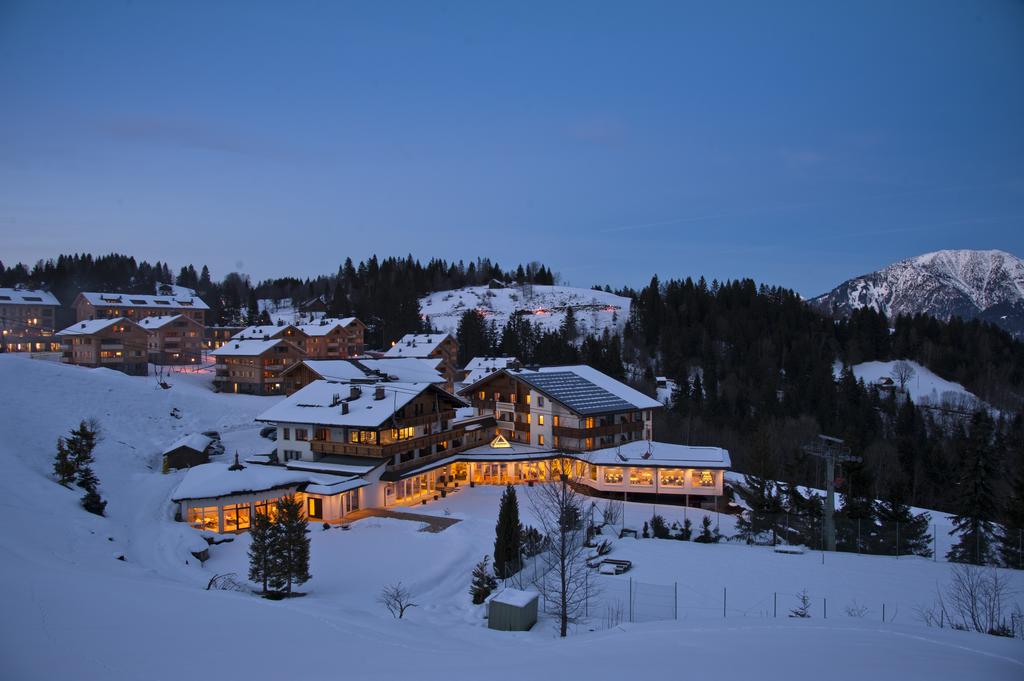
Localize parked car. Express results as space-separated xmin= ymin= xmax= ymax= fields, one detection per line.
xmin=202 ymin=430 xmax=221 ymax=440
xmin=259 ymin=426 xmax=277 ymax=440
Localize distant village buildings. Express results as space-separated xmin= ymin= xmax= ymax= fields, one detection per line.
xmin=73 ymin=291 xmax=209 ymax=325
xmin=55 ymin=318 xmax=150 ymax=376
xmin=0 ymin=286 xmax=61 ymax=352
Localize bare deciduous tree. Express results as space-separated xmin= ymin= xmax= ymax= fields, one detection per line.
xmin=526 ymin=462 xmax=597 ymax=637
xmin=378 ymin=582 xmax=417 ymax=619
xmin=917 ymin=564 xmax=1015 ymax=636
xmin=601 ymin=499 xmax=623 ymax=528
xmin=890 ymin=360 xmax=916 ymax=391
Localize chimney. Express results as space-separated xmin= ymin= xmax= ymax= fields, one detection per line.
xmin=330 ymin=392 xmax=341 ymax=407
xmin=349 ymin=385 xmax=361 ymax=400
xmin=341 ymin=402 xmax=349 ymax=415
xmin=374 ymin=386 xmax=385 ymax=400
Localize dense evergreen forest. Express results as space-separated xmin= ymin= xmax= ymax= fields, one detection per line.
xmin=3 ymin=254 xmax=1023 ymax=560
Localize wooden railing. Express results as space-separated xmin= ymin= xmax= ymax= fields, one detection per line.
xmin=310 ymin=424 xmax=473 ymax=460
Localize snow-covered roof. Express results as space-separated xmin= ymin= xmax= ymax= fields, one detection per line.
xmin=256 ymin=379 xmax=463 ymax=428
xmin=232 ymin=324 xmax=298 ymax=340
xmin=587 ymin=439 xmax=731 ymax=469
xmin=463 ymin=365 xmax=662 ymax=415
xmin=290 ymin=358 xmax=445 ymax=384
xmin=78 ymin=291 xmax=209 ymax=311
xmin=463 ymin=356 xmax=518 ymax=372
xmin=210 ymin=338 xmax=299 ymax=357
xmin=297 ymin=317 xmax=361 ymax=336
xmin=138 ymin=314 xmax=196 ymax=330
xmin=285 ymin=458 xmax=383 ymax=476
xmin=55 ymin=318 xmax=141 ymax=336
xmin=383 ymin=333 xmax=453 ymax=358
xmin=171 ymin=462 xmax=360 ymax=502
xmin=164 ymin=433 xmax=213 ymax=455
xmin=0 ymin=287 xmax=60 ymax=306
xmin=490 ymin=588 xmax=539 ymax=607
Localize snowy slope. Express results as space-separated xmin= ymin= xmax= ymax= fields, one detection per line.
xmin=813 ymin=249 xmax=1024 ymax=335
xmin=838 ymin=360 xmax=982 ymax=409
xmin=1 ymin=355 xmax=1023 ymax=680
xmin=421 ymin=285 xmax=629 ymax=338
xmin=258 ymin=297 xmax=327 ymax=325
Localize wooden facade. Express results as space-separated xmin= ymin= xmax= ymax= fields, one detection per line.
xmin=212 ymin=340 xmax=306 ymax=395
xmin=57 ymin=318 xmax=150 ymax=376
xmin=140 ymin=315 xmax=205 ymax=365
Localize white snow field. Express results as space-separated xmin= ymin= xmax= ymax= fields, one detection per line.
xmin=421 ymin=284 xmax=629 ymax=338
xmin=837 ymin=359 xmax=981 ymax=409
xmin=1 ymin=354 xmax=1022 ymax=680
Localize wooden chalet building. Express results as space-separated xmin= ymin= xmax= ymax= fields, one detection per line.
xmin=204 ymin=325 xmax=245 ymax=351
xmin=174 ymin=364 xmax=731 ymax=533
xmin=74 ymin=292 xmax=209 ymax=325
xmin=0 ymin=287 xmax=62 ymax=352
xmin=383 ymin=333 xmax=459 ymax=389
xmin=138 ymin=315 xmax=204 ymax=365
xmin=210 ymin=338 xmax=305 ymax=395
xmin=232 ymin=317 xmax=366 ymax=360
xmin=55 ymin=317 xmax=150 ymax=376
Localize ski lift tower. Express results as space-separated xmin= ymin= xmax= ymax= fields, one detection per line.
xmin=801 ymin=435 xmax=861 ymax=552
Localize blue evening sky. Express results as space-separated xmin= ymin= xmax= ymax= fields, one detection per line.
xmin=1 ymin=1 xmax=1022 ymax=295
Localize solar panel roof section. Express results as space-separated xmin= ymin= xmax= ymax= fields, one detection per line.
xmin=517 ymin=371 xmax=635 ymax=415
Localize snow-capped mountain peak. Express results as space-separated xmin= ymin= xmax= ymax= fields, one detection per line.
xmin=812 ymin=249 xmax=1024 ymax=335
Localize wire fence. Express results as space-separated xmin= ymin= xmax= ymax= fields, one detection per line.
xmin=733 ymin=512 xmax=1024 ymax=568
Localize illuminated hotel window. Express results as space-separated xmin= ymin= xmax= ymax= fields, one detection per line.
xmin=538 ymin=415 xmax=544 ymax=426
xmin=526 ymin=413 xmax=531 ymax=425
xmin=629 ymin=468 xmax=654 ymax=486
xmin=659 ymin=469 xmax=685 ymax=487
xmin=525 ymin=394 xmax=531 ymax=405
xmin=538 ymin=435 xmax=545 ymax=446
xmin=223 ymin=504 xmax=251 ymax=531
xmin=553 ymin=415 xmax=559 ymax=427
xmin=307 ymin=497 xmax=323 ymax=519
xmin=188 ymin=506 xmax=219 ymax=531
xmin=693 ymin=470 xmax=716 ymax=487
xmin=478 ymin=391 xmax=485 ymax=400
xmin=585 ymin=417 xmax=595 ymax=429
xmin=603 ymin=467 xmax=623 ymax=484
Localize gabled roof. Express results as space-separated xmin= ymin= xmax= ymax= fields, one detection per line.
xmin=170 ymin=462 xmax=362 ymax=502
xmin=55 ymin=317 xmax=144 ymax=336
xmin=77 ymin=291 xmax=210 ymax=311
xmin=297 ymin=317 xmax=363 ymax=336
xmin=256 ymin=379 xmax=467 ymax=428
xmin=383 ymin=333 xmax=453 ymax=358
xmin=163 ymin=433 xmax=213 ymax=455
xmin=232 ymin=324 xmax=302 ymax=340
xmin=284 ymin=358 xmax=446 ymax=384
xmin=137 ymin=314 xmax=200 ymax=330
xmin=210 ymin=338 xmax=302 ymax=357
xmin=0 ymin=287 xmax=60 ymax=306
xmin=463 ymin=356 xmax=518 ymax=372
xmin=460 ymin=365 xmax=662 ymax=415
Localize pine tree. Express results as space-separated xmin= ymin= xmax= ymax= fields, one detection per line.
xmin=53 ymin=437 xmax=76 ymax=486
xmin=470 ymin=556 xmax=498 ymax=604
xmin=947 ymin=411 xmax=1000 ymax=565
xmin=735 ymin=475 xmax=782 ymax=544
xmin=65 ymin=421 xmax=99 ymax=491
xmin=493 ymin=485 xmax=522 ymax=579
xmin=875 ymin=479 xmax=933 ymax=558
xmin=694 ymin=515 xmax=718 ymax=543
xmin=272 ymin=495 xmax=311 ymax=593
xmin=81 ymin=487 xmax=107 ymax=516
xmin=559 ymin=306 xmax=578 ymax=344
xmin=248 ymin=511 xmax=279 ymax=593
xmin=996 ymin=464 xmax=1024 ymax=569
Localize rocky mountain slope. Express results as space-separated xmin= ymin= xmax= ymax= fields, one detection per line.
xmin=812 ymin=249 xmax=1024 ymax=335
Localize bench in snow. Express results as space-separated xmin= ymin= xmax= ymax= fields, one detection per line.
xmin=596 ymin=559 xmax=632 ymax=575
xmin=773 ymin=544 xmax=806 ymax=555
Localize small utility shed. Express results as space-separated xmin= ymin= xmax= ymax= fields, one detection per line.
xmin=163 ymin=433 xmax=213 ymax=470
xmin=487 ymin=588 xmax=539 ymax=631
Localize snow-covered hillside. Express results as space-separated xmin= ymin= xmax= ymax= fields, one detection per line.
xmin=421 ymin=285 xmax=629 ymax=338
xmin=813 ymin=249 xmax=1024 ymax=336
xmin=258 ymin=297 xmax=326 ymax=325
xmin=2 ymin=355 xmax=1022 ymax=680
xmin=839 ymin=360 xmax=982 ymax=409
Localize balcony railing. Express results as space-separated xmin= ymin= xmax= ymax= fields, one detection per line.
xmin=311 ymin=425 xmax=473 ymax=460
xmin=552 ymin=421 xmax=644 ymax=439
